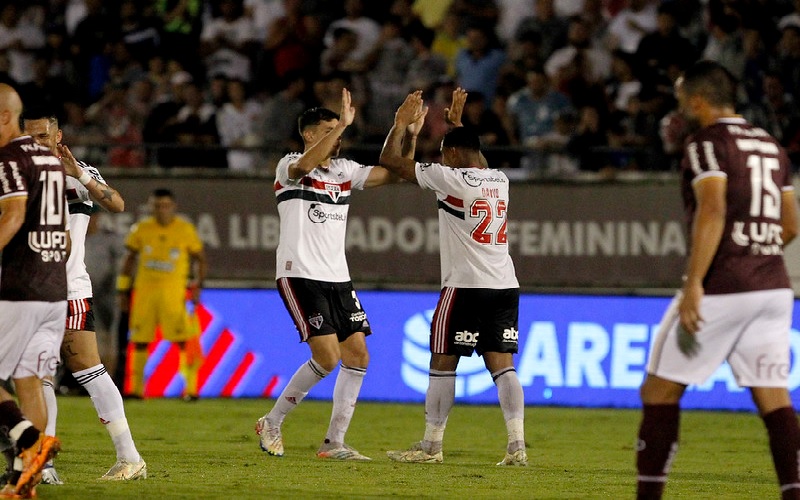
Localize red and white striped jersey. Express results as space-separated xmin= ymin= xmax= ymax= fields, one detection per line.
xmin=415 ymin=162 xmax=519 ymax=289
xmin=274 ymin=153 xmax=373 ymax=282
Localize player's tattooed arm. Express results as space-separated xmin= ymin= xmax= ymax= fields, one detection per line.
xmin=96 ymin=184 xmax=121 ymax=206
xmin=58 ymin=144 xmax=125 ymax=213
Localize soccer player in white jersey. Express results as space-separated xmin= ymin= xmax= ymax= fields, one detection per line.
xmin=636 ymin=61 xmax=800 ymax=499
xmin=23 ymin=112 xmax=146 ymax=482
xmin=255 ymin=88 xmax=423 ymax=460
xmin=379 ymin=91 xmax=528 ymax=466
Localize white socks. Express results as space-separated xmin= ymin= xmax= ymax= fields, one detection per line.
xmin=42 ymin=379 xmax=57 ymax=436
xmin=422 ymin=370 xmax=456 ymax=453
xmin=74 ymin=364 xmax=141 ymax=462
xmin=325 ymin=364 xmax=366 ymax=445
xmin=267 ymin=358 xmax=329 ymax=426
xmin=493 ymin=367 xmax=525 ymax=452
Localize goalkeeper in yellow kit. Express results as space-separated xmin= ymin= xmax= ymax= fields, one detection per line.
xmin=117 ymin=189 xmax=207 ymax=400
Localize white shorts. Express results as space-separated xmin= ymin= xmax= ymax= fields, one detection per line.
xmin=0 ymin=301 xmax=66 ymax=380
xmin=648 ymin=288 xmax=794 ymax=388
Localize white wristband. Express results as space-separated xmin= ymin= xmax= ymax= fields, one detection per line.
xmin=77 ymin=171 xmax=92 ymax=185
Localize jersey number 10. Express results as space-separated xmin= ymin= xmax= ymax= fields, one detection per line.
xmin=39 ymin=170 xmax=65 ymax=226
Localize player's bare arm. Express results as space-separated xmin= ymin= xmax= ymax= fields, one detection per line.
xmin=362 ymin=102 xmax=428 ymax=189
xmin=362 ymin=166 xmax=401 ymax=188
xmin=288 ymin=88 xmax=355 ymax=179
xmin=379 ymin=92 xmax=428 ymax=184
xmin=678 ymin=176 xmax=727 ymax=334
xmin=0 ymin=196 xmax=26 ymax=251
xmin=781 ymin=189 xmax=799 ymax=245
xmin=58 ymin=144 xmax=124 ymax=213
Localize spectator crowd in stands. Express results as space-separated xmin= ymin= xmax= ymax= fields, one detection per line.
xmin=1 ymin=0 xmax=800 ymax=176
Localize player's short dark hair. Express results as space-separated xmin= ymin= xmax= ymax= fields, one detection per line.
xmin=442 ymin=127 xmax=481 ymax=151
xmin=152 ymin=188 xmax=174 ymax=199
xmin=681 ymin=60 xmax=737 ymax=107
xmin=22 ymin=107 xmax=58 ymax=127
xmin=298 ymin=107 xmax=340 ymax=133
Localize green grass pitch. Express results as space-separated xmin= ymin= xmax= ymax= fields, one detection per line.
xmin=39 ymin=396 xmax=779 ymax=499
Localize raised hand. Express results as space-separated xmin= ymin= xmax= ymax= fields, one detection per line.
xmin=395 ymin=91 xmax=426 ymax=128
xmin=339 ymin=88 xmax=356 ymax=127
xmin=406 ymin=106 xmax=429 ymax=136
xmin=444 ymin=87 xmax=467 ymax=127
xmin=57 ymin=143 xmax=82 ymax=178
xmin=406 ymin=92 xmax=429 ymax=136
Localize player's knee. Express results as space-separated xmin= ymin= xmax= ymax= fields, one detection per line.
xmin=309 ymin=336 xmax=342 ymax=370
xmin=340 ymin=341 xmax=369 ymax=368
xmin=639 ymin=375 xmax=684 ymax=404
xmin=315 ymin=356 xmax=341 ymax=372
xmin=344 ymin=351 xmax=369 ymax=369
xmin=65 ymin=356 xmax=101 ymax=373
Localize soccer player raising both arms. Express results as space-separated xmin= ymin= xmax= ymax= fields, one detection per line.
xmin=255 ymin=88 xmax=420 ymax=460
xmin=23 ymin=112 xmax=146 ymax=482
xmin=380 ymin=90 xmax=527 ymax=466
xmin=636 ymin=60 xmax=800 ymax=500
xmin=0 ymin=84 xmax=64 ymax=498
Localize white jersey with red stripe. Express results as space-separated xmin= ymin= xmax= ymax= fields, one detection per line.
xmin=415 ymin=162 xmax=519 ymax=289
xmin=66 ymin=160 xmax=105 ymax=300
xmin=274 ymin=153 xmax=373 ymax=282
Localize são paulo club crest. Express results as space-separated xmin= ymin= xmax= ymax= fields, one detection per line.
xmin=325 ymin=183 xmax=341 ymax=202
xmin=308 ymin=313 xmax=323 ymax=330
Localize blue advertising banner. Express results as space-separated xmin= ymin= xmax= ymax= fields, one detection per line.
xmin=145 ymin=289 xmax=800 ymax=411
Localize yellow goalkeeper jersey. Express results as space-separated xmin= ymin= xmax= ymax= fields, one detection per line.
xmin=125 ymin=216 xmax=203 ymax=288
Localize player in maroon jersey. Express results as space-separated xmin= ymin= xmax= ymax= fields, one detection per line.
xmin=636 ymin=61 xmax=800 ymax=500
xmin=0 ymin=83 xmax=64 ymax=498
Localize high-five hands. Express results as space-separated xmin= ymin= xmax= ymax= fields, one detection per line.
xmin=395 ymin=91 xmax=428 ymax=129
xmin=444 ymin=87 xmax=467 ymax=127
xmin=404 ymin=91 xmax=429 ymax=136
xmin=339 ymin=88 xmax=356 ymax=127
